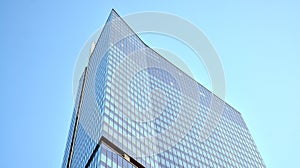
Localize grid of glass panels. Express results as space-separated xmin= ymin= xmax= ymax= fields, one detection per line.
xmin=63 ymin=10 xmax=266 ymax=168
xmin=100 ymin=42 xmax=265 ymax=167
xmin=89 ymin=143 xmax=138 ymax=168
xmin=98 ymin=10 xmax=265 ymax=167
xmin=62 ymin=70 xmax=86 ymax=168
xmin=63 ymin=11 xmax=119 ymax=168
xmin=69 ymin=49 xmax=109 ymax=167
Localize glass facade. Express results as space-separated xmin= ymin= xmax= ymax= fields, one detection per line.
xmin=63 ymin=9 xmax=266 ymax=168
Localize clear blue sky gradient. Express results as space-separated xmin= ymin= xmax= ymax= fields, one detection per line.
xmin=1 ymin=0 xmax=299 ymax=167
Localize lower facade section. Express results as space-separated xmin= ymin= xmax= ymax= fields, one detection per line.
xmin=87 ymin=138 xmax=142 ymax=168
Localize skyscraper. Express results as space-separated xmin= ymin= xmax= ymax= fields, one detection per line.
xmin=62 ymin=9 xmax=265 ymax=168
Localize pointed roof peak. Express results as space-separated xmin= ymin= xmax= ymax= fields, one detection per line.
xmin=108 ymin=8 xmax=121 ymax=19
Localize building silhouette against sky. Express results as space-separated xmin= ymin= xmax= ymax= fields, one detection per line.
xmin=62 ymin=9 xmax=265 ymax=168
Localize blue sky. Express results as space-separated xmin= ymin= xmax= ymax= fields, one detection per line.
xmin=1 ymin=0 xmax=299 ymax=167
